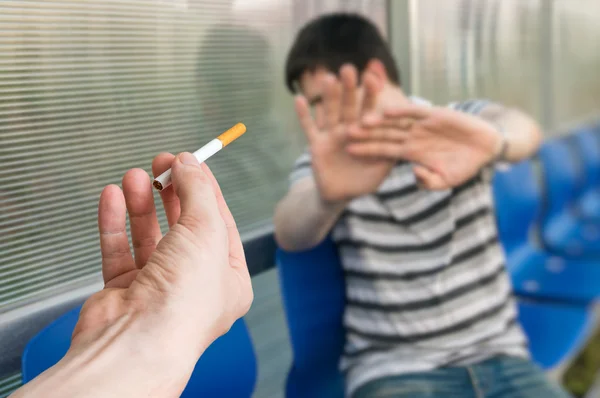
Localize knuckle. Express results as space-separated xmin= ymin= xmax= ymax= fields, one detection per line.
xmin=187 ymin=167 xmax=212 ymax=187
xmin=102 ymin=244 xmax=131 ymax=260
xmin=128 ymin=209 xmax=154 ymax=220
xmin=177 ymin=171 xmax=215 ymax=198
xmin=177 ymin=213 xmax=223 ymax=238
xmin=425 ymin=118 xmax=442 ymax=130
xmin=175 ymin=169 xmax=210 ymax=193
xmin=393 ymin=146 xmax=405 ymax=156
xmin=132 ymin=236 xmax=158 ymax=250
xmin=403 ymin=145 xmax=415 ymax=158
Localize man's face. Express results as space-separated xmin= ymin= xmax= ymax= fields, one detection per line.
xmin=298 ymin=66 xmax=366 ymax=130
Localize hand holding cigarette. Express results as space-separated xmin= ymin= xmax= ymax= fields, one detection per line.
xmin=12 ymin=153 xmax=253 ymax=398
xmin=153 ymin=122 xmax=247 ymax=191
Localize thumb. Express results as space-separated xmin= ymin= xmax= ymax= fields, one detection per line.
xmin=171 ymin=152 xmax=222 ymax=235
xmin=414 ymin=165 xmax=448 ymax=190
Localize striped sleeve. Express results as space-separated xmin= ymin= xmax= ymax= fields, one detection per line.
xmin=289 ymin=149 xmax=313 ymax=186
xmin=447 ymin=99 xmax=494 ymax=115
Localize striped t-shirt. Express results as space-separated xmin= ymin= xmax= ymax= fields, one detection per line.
xmin=289 ymin=98 xmax=529 ymax=397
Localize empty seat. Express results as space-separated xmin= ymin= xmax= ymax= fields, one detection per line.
xmin=572 ymin=127 xmax=600 ymax=221
xmin=537 ymin=138 xmax=600 ymax=257
xmin=493 ymin=159 xmax=600 ymax=302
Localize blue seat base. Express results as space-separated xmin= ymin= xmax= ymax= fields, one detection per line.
xmin=22 ymin=305 xmax=257 ymax=397
xmin=518 ymin=300 xmax=593 ymax=369
xmin=543 ymin=214 xmax=600 ymax=257
xmin=507 ymin=245 xmax=600 ymax=303
xmin=579 ymin=190 xmax=600 ymax=221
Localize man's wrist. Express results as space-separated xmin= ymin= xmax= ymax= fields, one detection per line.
xmin=312 ymin=177 xmax=350 ymax=208
xmin=487 ymin=120 xmax=509 ymax=165
xmin=318 ymin=191 xmax=350 ymax=211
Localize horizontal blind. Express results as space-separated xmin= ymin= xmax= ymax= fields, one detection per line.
xmin=0 ymin=372 xmax=20 ymax=398
xmin=0 ymin=0 xmax=387 ymax=311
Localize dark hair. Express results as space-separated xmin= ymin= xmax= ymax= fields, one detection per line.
xmin=285 ymin=13 xmax=400 ymax=93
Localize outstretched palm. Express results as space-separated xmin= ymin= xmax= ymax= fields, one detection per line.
xmin=347 ymin=104 xmax=501 ymax=190
xmin=295 ymin=65 xmax=394 ymax=203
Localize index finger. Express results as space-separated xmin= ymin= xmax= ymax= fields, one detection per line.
xmin=360 ymin=71 xmax=381 ymax=116
xmin=340 ymin=64 xmax=359 ymax=123
xmin=322 ymin=74 xmax=342 ymax=130
xmin=152 ymin=153 xmax=181 ymax=227
xmin=383 ymin=104 xmax=432 ymax=120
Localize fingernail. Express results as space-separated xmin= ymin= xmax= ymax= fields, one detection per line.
xmin=179 ymin=152 xmax=198 ymax=166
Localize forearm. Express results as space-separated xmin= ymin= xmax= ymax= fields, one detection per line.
xmin=479 ymin=105 xmax=543 ymax=162
xmin=274 ymin=178 xmax=346 ymax=252
xmin=11 ymin=313 xmax=198 ymax=398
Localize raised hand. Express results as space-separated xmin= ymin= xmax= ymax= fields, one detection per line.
xmin=70 ymin=153 xmax=252 ymax=396
xmin=295 ymin=64 xmax=395 ymax=203
xmin=347 ymin=104 xmax=501 ymax=190
xmin=11 ymin=154 xmax=253 ymax=398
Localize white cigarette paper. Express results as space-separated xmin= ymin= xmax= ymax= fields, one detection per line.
xmin=153 ymin=123 xmax=246 ymax=191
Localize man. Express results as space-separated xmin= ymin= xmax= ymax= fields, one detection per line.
xmin=274 ymin=13 xmax=568 ymax=398
xmin=12 ymin=153 xmax=253 ymax=397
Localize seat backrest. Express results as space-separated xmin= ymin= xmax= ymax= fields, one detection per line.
xmin=492 ymin=160 xmax=542 ymax=254
xmin=537 ymin=138 xmax=584 ymax=218
xmin=572 ymin=126 xmax=600 ymax=190
xmin=276 ymin=238 xmax=346 ymax=398
xmin=22 ymin=305 xmax=257 ymax=397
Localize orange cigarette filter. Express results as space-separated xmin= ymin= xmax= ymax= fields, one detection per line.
xmin=217 ymin=122 xmax=247 ymax=146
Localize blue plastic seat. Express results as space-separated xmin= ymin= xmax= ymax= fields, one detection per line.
xmin=517 ymin=299 xmax=593 ymax=369
xmin=22 ymin=305 xmax=257 ymax=397
xmin=572 ymin=127 xmax=600 ymax=221
xmin=537 ymin=138 xmax=600 ymax=257
xmin=493 ymin=159 xmax=600 ymax=302
xmin=276 ymin=239 xmax=345 ymax=398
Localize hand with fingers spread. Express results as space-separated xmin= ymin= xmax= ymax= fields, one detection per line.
xmin=295 ymin=64 xmax=395 ymax=203
xmin=347 ymin=104 xmax=502 ymax=190
xmin=12 ymin=153 xmax=252 ymax=398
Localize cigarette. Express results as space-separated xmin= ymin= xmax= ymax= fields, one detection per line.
xmin=152 ymin=122 xmax=246 ymax=191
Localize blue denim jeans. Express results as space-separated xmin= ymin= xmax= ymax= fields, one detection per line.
xmin=352 ymin=356 xmax=572 ymax=398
